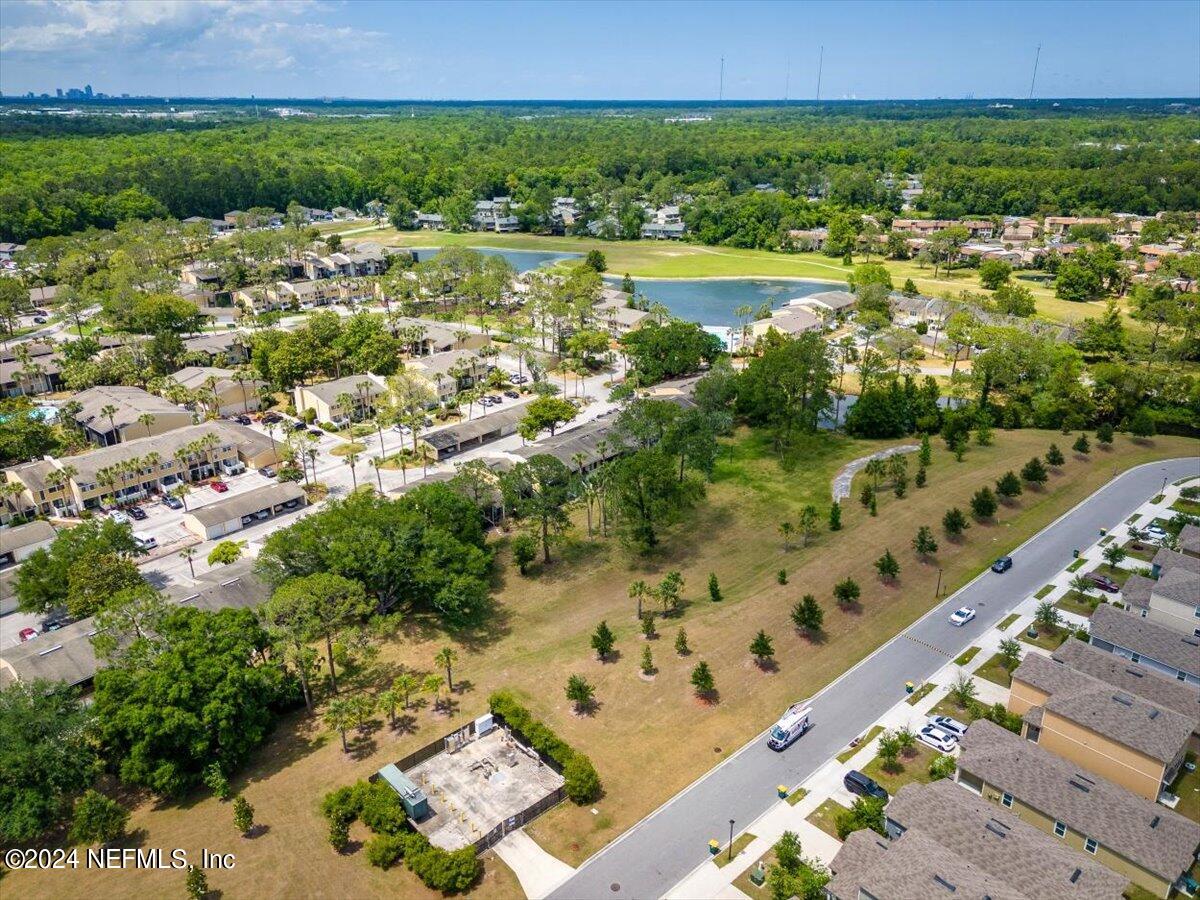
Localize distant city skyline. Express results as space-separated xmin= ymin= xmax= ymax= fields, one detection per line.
xmin=1 ymin=0 xmax=1197 ymax=101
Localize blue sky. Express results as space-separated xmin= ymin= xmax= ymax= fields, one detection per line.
xmin=1 ymin=0 xmax=1197 ymax=100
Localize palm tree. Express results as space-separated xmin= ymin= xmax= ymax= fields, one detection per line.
xmin=137 ymin=413 xmax=156 ymax=439
xmin=377 ymin=688 xmax=401 ymax=728
xmin=369 ymin=457 xmax=384 ymax=493
xmin=394 ymin=672 xmax=420 ymax=709
xmin=435 ymin=646 xmax=459 ymax=692
xmin=140 ymin=452 xmax=161 ymax=492
xmin=629 ymin=580 xmax=648 ymax=619
xmin=423 ymin=674 xmax=445 ymax=712
xmin=343 ymin=450 xmax=360 ymax=490
xmin=100 ymin=404 xmax=119 ymax=444
xmin=324 ymin=698 xmax=355 ymax=753
xmin=179 ymin=546 xmax=197 ymax=578
xmin=171 ymin=483 xmax=191 ymax=511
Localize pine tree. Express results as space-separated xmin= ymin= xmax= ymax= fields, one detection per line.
xmin=942 ymin=507 xmax=969 ymax=537
xmin=232 ymin=795 xmax=254 ymax=836
xmin=1045 ymin=443 xmax=1065 ymax=467
xmin=1020 ymin=456 xmax=1048 ymax=487
xmin=859 ymin=484 xmax=874 ymax=509
xmin=915 ymin=465 xmax=927 ymax=488
xmin=691 ymin=661 xmax=715 ymax=696
xmin=749 ymin=630 xmax=775 ymax=666
xmin=995 ymin=471 xmax=1022 ymax=500
xmin=777 ymin=569 xmax=788 ymax=585
xmin=833 ymin=578 xmax=861 ymax=607
xmin=974 ymin=418 xmax=993 ymax=446
xmin=674 ymin=627 xmax=690 ymax=656
xmin=970 ymin=486 xmax=998 ymax=520
xmin=185 ymin=865 xmax=209 ymax=900
xmin=874 ymin=549 xmax=900 ymax=582
xmin=565 ymin=674 xmax=595 ymax=711
xmin=869 ymin=494 xmax=878 ymax=517
xmin=1072 ymin=434 xmax=1090 ymax=456
xmin=912 ymin=526 xmax=938 ymax=558
xmin=893 ymin=473 xmax=908 ymax=498
xmin=708 ymin=572 xmax=723 ymax=602
xmin=1096 ymin=422 xmax=1114 ymax=447
xmin=1128 ymin=406 xmax=1155 ymax=439
xmin=791 ymin=594 xmax=824 ymax=636
xmin=641 ymin=613 xmax=656 ymax=639
xmin=918 ymin=433 xmax=932 ymax=467
xmin=640 ymin=645 xmax=654 ymax=676
xmin=829 ymin=501 xmax=842 ymax=531
xmin=591 ymin=620 xmax=615 ymax=660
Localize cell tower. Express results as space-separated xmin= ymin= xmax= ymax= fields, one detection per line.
xmin=1028 ymin=44 xmax=1041 ymax=100
xmin=784 ymin=54 xmax=791 ymax=102
xmin=719 ymin=56 xmax=725 ymax=101
xmin=816 ymin=45 xmax=824 ymax=101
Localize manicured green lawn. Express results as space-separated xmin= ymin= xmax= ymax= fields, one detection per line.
xmin=837 ymin=725 xmax=884 ymax=763
xmin=784 ymin=787 xmax=810 ymax=807
xmin=1121 ymin=540 xmax=1158 ymax=563
xmin=732 ymin=847 xmax=774 ymax=895
xmin=714 ymin=832 xmax=758 ymax=868
xmin=1034 ymin=584 xmax=1056 ymax=599
xmin=1089 ymin=567 xmax=1132 ymax=587
xmin=954 ymin=646 xmax=980 ymax=667
xmin=1019 ymin=626 xmax=1070 ymax=651
xmin=1172 ymin=498 xmax=1200 ymax=517
xmin=806 ymin=799 xmax=850 ymax=840
xmin=1168 ymin=752 xmax=1199 ymax=825
xmin=905 ymin=682 xmax=937 ymax=705
xmin=1066 ymin=557 xmax=1087 ymax=572
xmin=974 ymin=652 xmax=1016 ymax=688
xmin=930 ymin=694 xmax=982 ymax=722
xmin=997 ymin=613 xmax=1020 ymax=632
xmin=1055 ymin=591 xmax=1100 ymax=618
xmin=861 ymin=745 xmax=937 ymax=795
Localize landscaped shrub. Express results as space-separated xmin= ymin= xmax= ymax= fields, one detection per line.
xmin=563 ymin=754 xmax=602 ymax=804
xmin=489 ymin=691 xmax=603 ymax=803
xmin=366 ymin=833 xmax=409 ymax=869
xmin=405 ymin=832 xmax=481 ymax=892
xmin=359 ymin=783 xmax=408 ymax=836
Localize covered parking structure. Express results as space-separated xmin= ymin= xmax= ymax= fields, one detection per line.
xmin=421 ymin=405 xmax=526 ymax=460
xmin=182 ymin=482 xmax=307 ymax=540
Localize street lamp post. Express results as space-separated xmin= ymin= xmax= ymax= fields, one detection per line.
xmin=728 ymin=819 xmax=735 ymax=862
xmin=935 ymin=567 xmax=943 ymax=598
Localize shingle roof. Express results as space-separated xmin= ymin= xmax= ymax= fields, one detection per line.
xmin=1154 ymin=565 xmax=1200 ymax=604
xmin=1012 ymin=651 xmax=1193 ymax=762
xmin=406 ymin=349 xmax=482 ymax=379
xmin=301 ymin=374 xmax=385 ymax=405
xmin=798 ymin=290 xmax=856 ymax=310
xmin=184 ymin=482 xmax=305 ymax=527
xmin=0 ymin=519 xmax=56 ymax=555
xmin=73 ymin=385 xmax=188 ymax=432
xmin=422 ymin=405 xmax=525 ymax=451
xmin=64 ymin=422 xmax=266 ymax=482
xmin=957 ymin=719 xmax=1200 ymax=881
xmin=1051 ymin=639 xmax=1200 ymax=723
xmin=1120 ymin=573 xmax=1155 ymax=610
xmin=884 ymin=781 xmax=1126 ymax=898
xmin=1178 ymin=523 xmax=1200 ymax=555
xmin=1152 ymin=546 xmax=1200 ymax=575
xmin=827 ymin=827 xmax=1022 ymax=900
xmin=1090 ymin=603 xmax=1200 ymax=677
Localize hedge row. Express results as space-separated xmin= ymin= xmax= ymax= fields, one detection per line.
xmin=321 ymin=780 xmax=480 ymax=893
xmin=489 ymin=690 xmax=602 ymax=804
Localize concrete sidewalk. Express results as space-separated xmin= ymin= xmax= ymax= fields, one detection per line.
xmin=494 ymin=829 xmax=575 ymax=900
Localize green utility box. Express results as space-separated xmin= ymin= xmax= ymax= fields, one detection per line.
xmin=377 ymin=763 xmax=429 ymax=820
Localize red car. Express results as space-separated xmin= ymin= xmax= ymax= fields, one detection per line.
xmin=19 ymin=627 xmax=38 ymax=642
xmin=210 ymin=480 xmax=229 ymax=493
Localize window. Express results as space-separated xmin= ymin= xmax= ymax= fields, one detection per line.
xmin=1179 ymin=671 xmax=1188 ymax=682
xmin=1130 ymin=653 xmax=1141 ymax=663
xmin=1054 ymin=821 xmax=1067 ymax=838
xmin=1194 ymin=606 xmax=1200 ymax=618
xmin=1194 ymin=628 xmax=1200 ymax=639
xmin=1001 ymin=792 xmax=1013 ymax=808
xmin=1140 ymin=609 xmax=1148 ymax=618
xmin=1084 ymin=837 xmax=1098 ymax=854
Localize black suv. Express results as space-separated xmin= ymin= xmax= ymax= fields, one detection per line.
xmin=844 ymin=769 xmax=889 ymax=800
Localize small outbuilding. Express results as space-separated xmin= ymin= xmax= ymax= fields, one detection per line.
xmin=182 ymin=482 xmax=306 ymax=540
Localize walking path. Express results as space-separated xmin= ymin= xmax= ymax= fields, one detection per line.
xmin=547 ymin=458 xmax=1198 ymax=899
xmin=830 ymin=444 xmax=919 ymax=501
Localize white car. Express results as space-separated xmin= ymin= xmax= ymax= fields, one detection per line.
xmin=926 ymin=715 xmax=969 ymax=738
xmin=918 ymin=724 xmax=959 ymax=753
xmin=1144 ymin=524 xmax=1168 ymax=543
xmin=949 ymin=606 xmax=976 ymax=626
xmin=109 ymin=510 xmax=130 ymax=525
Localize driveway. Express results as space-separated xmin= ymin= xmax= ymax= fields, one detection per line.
xmin=548 ymin=457 xmax=1197 ymax=900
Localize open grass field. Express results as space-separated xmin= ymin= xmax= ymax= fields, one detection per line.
xmin=11 ymin=429 xmax=1195 ymax=899
xmin=332 ymin=226 xmax=1108 ymax=324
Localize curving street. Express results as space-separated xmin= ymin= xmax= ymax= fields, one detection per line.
xmin=548 ymin=457 xmax=1198 ymax=900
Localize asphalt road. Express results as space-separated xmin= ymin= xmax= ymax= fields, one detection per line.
xmin=548 ymin=457 xmax=1197 ymax=900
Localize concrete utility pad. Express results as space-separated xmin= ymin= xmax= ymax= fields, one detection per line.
xmin=406 ymin=728 xmax=563 ymax=851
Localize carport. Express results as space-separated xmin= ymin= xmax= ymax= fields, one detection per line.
xmin=181 ymin=482 xmax=306 ymax=540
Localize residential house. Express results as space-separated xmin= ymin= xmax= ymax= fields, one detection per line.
xmin=0 ymin=568 xmax=270 ymax=690
xmin=892 ymin=218 xmax=996 ymax=238
xmin=1120 ymin=547 xmax=1200 ymax=637
xmin=27 ymin=285 xmax=59 ymax=306
xmin=0 ymin=519 xmax=57 ymax=568
xmin=853 ymin=779 xmax=1126 ymax=899
xmin=420 ymin=404 xmax=526 ymax=460
xmin=0 ymin=351 xmax=63 ymax=397
xmin=182 ymin=332 xmax=250 ymax=365
xmin=1089 ymin=601 xmax=1200 ymax=685
xmin=181 ymin=482 xmax=306 ymax=540
xmin=1001 ymin=217 xmax=1041 ymax=245
xmin=785 ymin=227 xmax=828 ymax=251
xmin=332 ymin=206 xmax=356 ymax=219
xmin=1043 ymin=216 xmax=1112 ymax=235
xmin=293 ymin=373 xmax=386 ymax=425
xmin=414 ymin=212 xmax=445 ymax=230
xmin=180 ymin=261 xmax=224 ymax=290
xmin=71 ymin=385 xmax=193 ymax=446
xmin=748 ymin=306 xmax=823 ymax=342
xmin=405 ymin=350 xmax=488 ymax=405
xmin=1007 ymin=650 xmax=1194 ymax=800
xmin=1178 ymin=523 xmax=1200 ymax=557
xmin=956 ymin=719 xmax=1200 ymax=899
xmin=2 ymin=422 xmax=278 ymax=514
xmin=386 ymin=316 xmax=484 ymax=355
xmin=168 ymin=366 xmax=266 ymax=416
xmin=787 ymin=290 xmax=856 ymax=318
xmin=0 ymin=242 xmax=25 ymax=261
xmin=641 ymin=221 xmax=685 ymax=240
xmin=593 ymin=288 xmax=650 ymax=336
xmin=472 ymin=197 xmax=521 ymax=233
xmin=301 ymin=247 xmax=388 ymax=280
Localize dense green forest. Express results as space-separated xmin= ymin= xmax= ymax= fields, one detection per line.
xmin=1 ymin=106 xmax=1198 ymax=242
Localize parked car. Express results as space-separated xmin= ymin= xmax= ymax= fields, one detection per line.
xmin=918 ymin=724 xmax=959 ymax=753
xmin=109 ymin=510 xmax=130 ymax=525
xmin=33 ymin=316 xmax=47 ymax=324
xmin=234 ymin=415 xmax=252 ymax=425
xmin=1144 ymin=523 xmax=1168 ymax=543
xmin=133 ymin=532 xmax=158 ymax=551
xmin=844 ymin=770 xmax=888 ymax=801
xmin=767 ymin=704 xmax=812 ymax=751
xmin=258 ymin=466 xmax=277 ymax=478
xmin=18 ymin=627 xmax=38 ymax=643
xmin=308 ymin=428 xmax=323 ymax=437
xmin=503 ymin=390 xmax=520 ymax=399
xmin=162 ymin=496 xmax=183 ymax=510
xmin=511 ymin=374 xmax=528 ymax=384
xmin=127 ymin=506 xmax=148 ymax=521
xmin=290 ymin=420 xmax=309 ymax=432
xmin=1088 ymin=573 xmax=1120 ymax=593
xmin=210 ymin=480 xmax=229 ymax=493
xmin=262 ymin=412 xmax=283 ymax=424
xmin=926 ymin=715 xmax=969 ymax=739
xmin=949 ymin=606 xmax=977 ymax=626
xmin=42 ymin=614 xmax=73 ymax=632
xmin=991 ymin=556 xmax=1013 ymax=573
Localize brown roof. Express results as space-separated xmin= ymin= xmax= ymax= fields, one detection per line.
xmin=1178 ymin=523 xmax=1200 ymax=555
xmin=1152 ymin=546 xmax=1200 ymax=575
xmin=884 ymin=781 xmax=1126 ymax=898
xmin=957 ymin=719 xmax=1200 ymax=882
xmin=1012 ymin=651 xmax=1194 ymax=762
xmin=1051 ymin=639 xmax=1200 ymax=723
xmin=1090 ymin=603 xmax=1200 ymax=677
xmin=1154 ymin=565 xmax=1200 ymax=605
xmin=1120 ymin=573 xmax=1155 ymax=610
